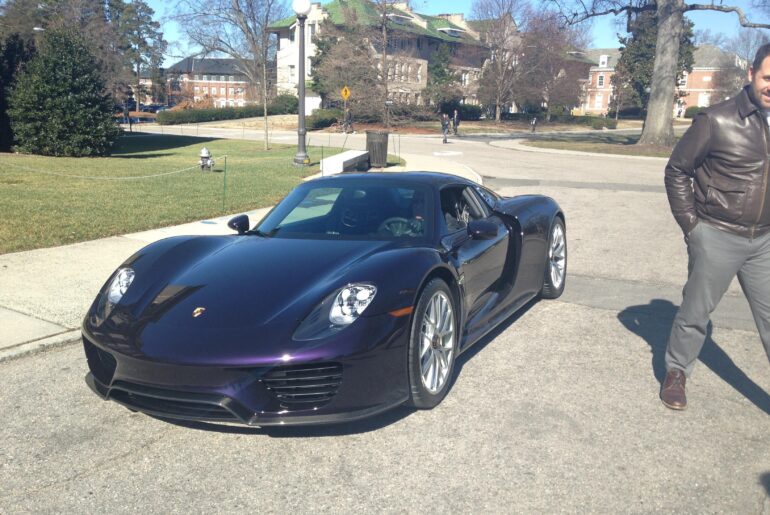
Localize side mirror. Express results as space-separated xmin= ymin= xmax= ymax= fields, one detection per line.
xmin=228 ymin=214 xmax=250 ymax=235
xmin=467 ymin=219 xmax=498 ymax=240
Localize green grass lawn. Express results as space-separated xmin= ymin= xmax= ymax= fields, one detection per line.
xmin=521 ymin=132 xmax=677 ymax=158
xmin=0 ymin=134 xmax=344 ymax=253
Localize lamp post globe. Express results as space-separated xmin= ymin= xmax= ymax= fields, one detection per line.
xmin=293 ymin=0 xmax=311 ymax=165
xmin=292 ymin=0 xmax=311 ymax=16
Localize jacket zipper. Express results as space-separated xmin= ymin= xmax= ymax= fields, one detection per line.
xmin=755 ymin=114 xmax=770 ymax=240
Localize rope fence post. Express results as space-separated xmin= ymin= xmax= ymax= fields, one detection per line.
xmin=222 ymin=155 xmax=228 ymax=212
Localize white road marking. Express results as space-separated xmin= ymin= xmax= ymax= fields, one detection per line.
xmin=433 ymin=151 xmax=463 ymax=157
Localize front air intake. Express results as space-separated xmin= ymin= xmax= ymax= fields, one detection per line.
xmin=262 ymin=362 xmax=343 ymax=410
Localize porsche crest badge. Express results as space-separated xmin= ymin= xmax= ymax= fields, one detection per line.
xmin=192 ymin=307 xmax=206 ymax=318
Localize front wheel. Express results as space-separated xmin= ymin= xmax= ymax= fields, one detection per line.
xmin=540 ymin=217 xmax=567 ymax=299
xmin=407 ymin=279 xmax=457 ymax=409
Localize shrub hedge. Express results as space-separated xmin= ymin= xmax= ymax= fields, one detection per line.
xmin=307 ymin=108 xmax=342 ymax=129
xmin=684 ymin=106 xmax=707 ymax=118
xmin=157 ymin=95 xmax=300 ymax=125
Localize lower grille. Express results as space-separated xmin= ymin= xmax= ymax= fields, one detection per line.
xmin=83 ymin=338 xmax=117 ymax=384
xmin=108 ymin=381 xmax=242 ymax=423
xmin=262 ymin=362 xmax=343 ymax=410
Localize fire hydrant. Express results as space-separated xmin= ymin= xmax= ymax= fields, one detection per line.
xmin=199 ymin=147 xmax=215 ymax=171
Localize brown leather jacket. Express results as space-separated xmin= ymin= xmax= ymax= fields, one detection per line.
xmin=665 ymin=86 xmax=770 ymax=239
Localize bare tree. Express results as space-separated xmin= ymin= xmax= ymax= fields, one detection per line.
xmin=516 ymin=8 xmax=590 ymax=118
xmin=471 ymin=0 xmax=527 ymax=121
xmin=311 ymin=9 xmax=384 ymax=119
xmin=551 ymin=0 xmax=770 ymax=146
xmin=174 ymin=0 xmax=289 ymax=150
xmin=712 ymin=27 xmax=770 ymax=101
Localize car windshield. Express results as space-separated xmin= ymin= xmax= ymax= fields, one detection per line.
xmin=256 ymin=179 xmax=433 ymax=241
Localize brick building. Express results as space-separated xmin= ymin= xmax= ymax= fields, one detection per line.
xmin=581 ymin=45 xmax=745 ymax=116
xmin=165 ymin=58 xmax=256 ymax=108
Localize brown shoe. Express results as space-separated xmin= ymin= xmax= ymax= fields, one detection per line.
xmin=660 ymin=369 xmax=687 ymax=410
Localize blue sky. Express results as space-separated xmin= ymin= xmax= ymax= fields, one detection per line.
xmin=148 ymin=0 xmax=768 ymax=64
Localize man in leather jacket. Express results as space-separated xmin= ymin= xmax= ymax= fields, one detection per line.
xmin=662 ymin=44 xmax=770 ymax=410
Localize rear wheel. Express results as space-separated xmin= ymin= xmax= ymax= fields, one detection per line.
xmin=540 ymin=217 xmax=567 ymax=299
xmin=407 ymin=279 xmax=457 ymax=409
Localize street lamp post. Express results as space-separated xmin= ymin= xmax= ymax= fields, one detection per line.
xmin=293 ymin=0 xmax=311 ymax=166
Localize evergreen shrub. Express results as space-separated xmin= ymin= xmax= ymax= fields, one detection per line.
xmin=684 ymin=106 xmax=706 ymax=118
xmin=8 ymin=30 xmax=120 ymax=156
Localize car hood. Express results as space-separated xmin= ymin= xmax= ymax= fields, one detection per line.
xmin=132 ymin=236 xmax=397 ymax=327
xmin=89 ymin=236 xmax=404 ymax=364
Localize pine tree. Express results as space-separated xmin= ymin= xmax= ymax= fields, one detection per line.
xmin=8 ymin=29 xmax=121 ymax=156
xmin=610 ymin=11 xmax=694 ymax=116
xmin=0 ymin=34 xmax=35 ymax=151
xmin=423 ymin=44 xmax=460 ymax=110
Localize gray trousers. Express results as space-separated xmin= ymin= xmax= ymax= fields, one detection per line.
xmin=666 ymin=221 xmax=770 ymax=376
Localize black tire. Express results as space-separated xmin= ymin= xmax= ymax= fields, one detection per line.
xmin=540 ymin=217 xmax=567 ymax=299
xmin=407 ymin=278 xmax=458 ymax=409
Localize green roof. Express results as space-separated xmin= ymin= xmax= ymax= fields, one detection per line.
xmin=269 ymin=0 xmax=483 ymax=45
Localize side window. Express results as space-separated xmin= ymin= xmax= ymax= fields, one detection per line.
xmin=440 ymin=186 xmax=486 ymax=233
xmin=473 ymin=185 xmax=497 ymax=212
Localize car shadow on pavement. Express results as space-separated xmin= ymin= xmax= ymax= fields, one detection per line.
xmin=158 ymin=300 xmax=539 ymax=437
xmin=761 ymin=472 xmax=770 ymax=495
xmin=617 ymin=299 xmax=770 ymax=415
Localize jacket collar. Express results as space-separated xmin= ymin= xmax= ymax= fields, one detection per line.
xmin=738 ymin=85 xmax=762 ymax=119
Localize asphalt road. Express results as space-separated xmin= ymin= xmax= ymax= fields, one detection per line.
xmin=1 ymin=128 xmax=769 ymax=513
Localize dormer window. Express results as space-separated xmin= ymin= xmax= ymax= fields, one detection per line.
xmin=387 ymin=13 xmax=412 ymax=25
xmin=599 ymin=54 xmax=608 ymax=67
xmin=437 ymin=27 xmax=465 ymax=38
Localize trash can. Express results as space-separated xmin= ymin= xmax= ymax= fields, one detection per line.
xmin=366 ymin=130 xmax=389 ymax=168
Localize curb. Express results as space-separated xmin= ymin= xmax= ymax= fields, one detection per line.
xmin=490 ymin=138 xmax=670 ymax=161
xmin=0 ymin=329 xmax=81 ymax=363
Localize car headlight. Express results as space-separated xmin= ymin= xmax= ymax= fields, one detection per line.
xmin=95 ymin=267 xmax=135 ymax=321
xmin=293 ymin=283 xmax=377 ymax=341
xmin=107 ymin=268 xmax=135 ymax=304
xmin=329 ymin=284 xmax=377 ymax=325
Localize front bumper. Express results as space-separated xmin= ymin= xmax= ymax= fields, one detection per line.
xmin=82 ymin=314 xmax=411 ymax=426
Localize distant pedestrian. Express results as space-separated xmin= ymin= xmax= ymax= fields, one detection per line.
xmin=660 ymin=43 xmax=770 ymax=411
xmin=441 ymin=113 xmax=450 ymax=143
xmin=452 ymin=109 xmax=460 ymax=135
xmin=343 ymin=107 xmax=353 ymax=133
xmin=530 ymin=116 xmax=537 ymax=133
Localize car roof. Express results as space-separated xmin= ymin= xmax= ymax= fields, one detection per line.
xmin=307 ymin=172 xmax=474 ymax=188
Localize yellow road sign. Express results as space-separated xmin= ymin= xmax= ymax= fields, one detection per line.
xmin=341 ymin=86 xmax=351 ymax=101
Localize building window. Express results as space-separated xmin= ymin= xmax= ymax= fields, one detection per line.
xmin=698 ymin=93 xmax=711 ymax=107
xmin=416 ymin=64 xmax=422 ymax=82
xmin=595 ymin=93 xmax=603 ymax=109
xmin=289 ymin=29 xmax=295 ymax=42
xmin=194 ymin=86 xmax=199 ymax=93
xmin=599 ymin=55 xmax=608 ymax=67
xmin=310 ymin=23 xmax=316 ymax=37
xmin=462 ymin=71 xmax=469 ymax=86
xmin=203 ymin=75 xmax=208 ymax=81
xmin=597 ymin=74 xmax=605 ymax=87
xmin=703 ymin=75 xmax=712 ymax=82
xmin=194 ymin=74 xmax=199 ymax=80
xmin=229 ymin=88 xmax=234 ymax=95
xmin=289 ymin=65 xmax=296 ymax=82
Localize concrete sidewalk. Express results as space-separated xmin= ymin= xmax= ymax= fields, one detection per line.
xmin=0 ymin=151 xmax=480 ymax=362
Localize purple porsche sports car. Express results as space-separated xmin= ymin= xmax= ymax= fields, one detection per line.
xmin=82 ymin=172 xmax=566 ymax=426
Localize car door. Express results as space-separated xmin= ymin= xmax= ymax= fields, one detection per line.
xmin=439 ymin=185 xmax=509 ymax=319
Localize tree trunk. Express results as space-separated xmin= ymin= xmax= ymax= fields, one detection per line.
xmin=638 ymin=0 xmax=683 ymax=146
xmin=261 ymin=55 xmax=269 ymax=150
